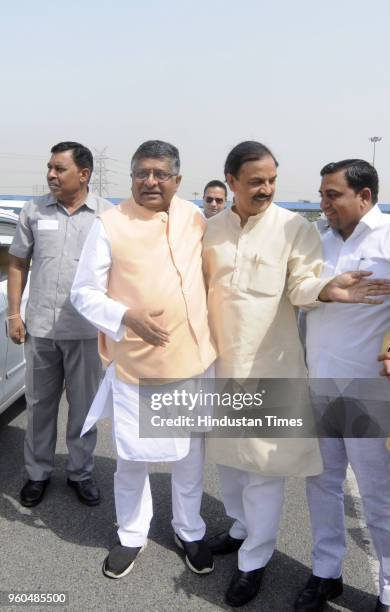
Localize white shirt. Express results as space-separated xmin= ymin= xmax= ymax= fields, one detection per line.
xmin=306 ymin=205 xmax=390 ymax=398
xmin=71 ymin=218 xmax=127 ymax=342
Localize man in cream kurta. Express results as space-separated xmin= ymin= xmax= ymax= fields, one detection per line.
xmin=71 ymin=141 xmax=216 ymax=580
xmin=202 ymin=141 xmax=390 ymax=608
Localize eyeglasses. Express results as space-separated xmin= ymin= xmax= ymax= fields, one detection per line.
xmin=204 ymin=196 xmax=225 ymax=205
xmin=132 ymin=169 xmax=177 ymax=182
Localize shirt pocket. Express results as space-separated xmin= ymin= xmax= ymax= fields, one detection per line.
xmin=34 ymin=229 xmax=59 ymax=258
xmin=241 ymin=254 xmax=284 ymax=296
xmin=357 ymin=256 xmax=390 ymax=279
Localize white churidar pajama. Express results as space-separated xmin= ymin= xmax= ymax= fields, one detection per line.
xmin=115 ymin=436 xmax=206 ymax=547
xmin=219 ymin=465 xmax=285 ymax=572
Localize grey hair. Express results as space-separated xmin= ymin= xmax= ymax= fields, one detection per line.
xmin=131 ymin=140 xmax=180 ymax=174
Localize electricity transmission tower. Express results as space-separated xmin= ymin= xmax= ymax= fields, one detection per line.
xmin=92 ymin=147 xmax=113 ymax=196
xmin=32 ymin=184 xmax=47 ymax=196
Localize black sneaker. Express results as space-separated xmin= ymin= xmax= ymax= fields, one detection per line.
xmin=375 ymin=597 xmax=390 ymax=611
xmin=174 ymin=534 xmax=214 ymax=574
xmin=102 ymin=543 xmax=146 ymax=579
xmin=207 ymin=530 xmax=244 ymax=555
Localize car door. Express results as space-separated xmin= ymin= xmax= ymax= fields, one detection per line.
xmin=0 ymin=288 xmax=7 ymax=408
xmin=0 ymin=220 xmax=27 ymax=413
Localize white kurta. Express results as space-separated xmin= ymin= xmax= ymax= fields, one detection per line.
xmin=71 ymin=218 xmax=213 ymax=461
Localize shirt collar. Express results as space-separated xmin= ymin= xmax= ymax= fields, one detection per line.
xmin=128 ymin=195 xmax=171 ymax=220
xmin=355 ymin=204 xmax=383 ymax=230
xmin=329 ymin=204 xmax=383 ymax=241
xmin=45 ymin=189 xmax=96 ymax=211
xmin=229 ymin=202 xmax=274 ymax=227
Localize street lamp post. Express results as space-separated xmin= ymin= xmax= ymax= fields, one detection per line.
xmin=369 ymin=136 xmax=382 ymax=167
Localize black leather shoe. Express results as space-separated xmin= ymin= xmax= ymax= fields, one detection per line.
xmin=375 ymin=597 xmax=390 ymax=611
xmin=20 ymin=479 xmax=50 ymax=507
xmin=225 ymin=567 xmax=265 ymax=607
xmin=294 ymin=574 xmax=343 ymax=611
xmin=67 ymin=478 xmax=100 ymax=506
xmin=207 ymin=531 xmax=244 ymax=555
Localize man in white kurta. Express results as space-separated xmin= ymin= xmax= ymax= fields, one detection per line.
xmin=71 ymin=140 xmax=216 ymax=580
xmin=202 ymin=142 xmax=390 ymax=608
xmin=295 ymin=160 xmax=390 ymax=612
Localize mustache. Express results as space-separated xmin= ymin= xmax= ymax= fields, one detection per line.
xmin=253 ymin=194 xmax=271 ymax=201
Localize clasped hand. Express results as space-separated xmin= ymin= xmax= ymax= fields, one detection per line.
xmin=122 ymin=308 xmax=169 ymax=347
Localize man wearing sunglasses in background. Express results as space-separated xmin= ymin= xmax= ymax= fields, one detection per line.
xmin=202 ymin=180 xmax=227 ymax=218
xmin=71 ymin=140 xmax=216 ymax=580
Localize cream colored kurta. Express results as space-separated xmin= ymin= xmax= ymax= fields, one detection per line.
xmin=203 ymin=204 xmax=330 ymax=477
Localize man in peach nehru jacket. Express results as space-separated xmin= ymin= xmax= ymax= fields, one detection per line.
xmin=71 ymin=141 xmax=216 ymax=579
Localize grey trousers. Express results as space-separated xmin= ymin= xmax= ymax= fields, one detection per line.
xmin=24 ymin=336 xmax=101 ymax=481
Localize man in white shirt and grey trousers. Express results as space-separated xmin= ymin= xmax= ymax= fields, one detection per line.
xmin=295 ymin=159 xmax=390 ymax=612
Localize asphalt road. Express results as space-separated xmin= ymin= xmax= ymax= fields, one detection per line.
xmin=0 ymin=395 xmax=379 ymax=612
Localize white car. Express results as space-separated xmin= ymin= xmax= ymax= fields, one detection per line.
xmin=0 ymin=199 xmax=27 ymax=216
xmin=0 ymin=208 xmax=28 ymax=414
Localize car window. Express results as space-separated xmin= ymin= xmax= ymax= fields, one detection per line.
xmin=0 ymin=222 xmax=16 ymax=239
xmin=0 ymin=218 xmax=16 ymax=282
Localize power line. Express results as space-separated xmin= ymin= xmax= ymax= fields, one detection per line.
xmin=32 ymin=184 xmax=47 ymax=196
xmin=0 ymin=152 xmax=46 ymax=159
xmin=92 ymin=147 xmax=116 ymax=197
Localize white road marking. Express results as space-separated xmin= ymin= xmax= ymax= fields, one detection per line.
xmin=346 ymin=465 xmax=379 ymax=591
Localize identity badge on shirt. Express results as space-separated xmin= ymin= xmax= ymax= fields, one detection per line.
xmin=37 ymin=219 xmax=59 ymax=230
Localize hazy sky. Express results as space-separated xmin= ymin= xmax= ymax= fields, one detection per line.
xmin=1 ymin=0 xmax=389 ymax=201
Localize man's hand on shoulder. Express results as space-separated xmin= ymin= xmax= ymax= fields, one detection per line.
xmin=8 ymin=315 xmax=26 ymax=344
xmin=319 ymin=271 xmax=390 ymax=304
xmin=122 ymin=309 xmax=170 ymax=347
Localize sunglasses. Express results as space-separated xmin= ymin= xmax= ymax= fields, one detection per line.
xmin=205 ymin=196 xmax=225 ymax=205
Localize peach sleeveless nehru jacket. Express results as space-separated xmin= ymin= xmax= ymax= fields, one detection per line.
xmin=98 ymin=196 xmax=216 ymax=384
